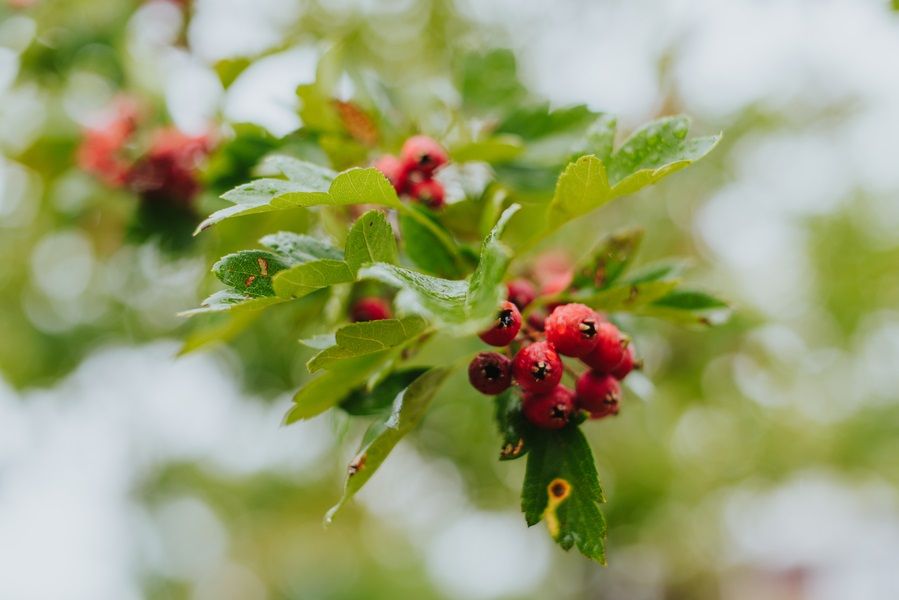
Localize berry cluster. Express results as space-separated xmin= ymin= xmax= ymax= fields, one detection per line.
xmin=77 ymin=98 xmax=214 ymax=207
xmin=468 ymin=279 xmax=640 ymax=429
xmin=374 ymin=135 xmax=448 ymax=209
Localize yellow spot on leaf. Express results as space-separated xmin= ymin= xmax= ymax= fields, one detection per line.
xmin=543 ymin=478 xmax=572 ymax=539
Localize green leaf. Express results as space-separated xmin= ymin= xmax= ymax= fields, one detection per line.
xmin=196 ymin=166 xmax=399 ymax=233
xmin=345 ymin=210 xmax=398 ymax=274
xmin=573 ymin=114 xmax=618 ymax=163
xmin=606 ymin=116 xmax=721 ymax=194
xmin=498 ymin=104 xmax=598 ymax=141
xmin=458 ymin=49 xmax=527 ymax=113
xmin=178 ymin=290 xmax=288 ymax=317
xmin=272 ymin=259 xmax=355 ymax=299
xmin=451 ymin=136 xmax=524 ymax=164
xmin=326 ymin=368 xmax=451 ymax=522
xmin=399 ymin=209 xmax=464 ymax=278
xmin=359 ymin=204 xmax=520 ymax=330
xmin=259 ymin=231 xmax=344 ymax=263
xmin=465 ymin=204 xmax=520 ymax=320
xmin=522 ymin=426 xmax=606 ymax=564
xmin=574 ymin=228 xmax=644 ymax=290
xmin=284 ymin=352 xmax=393 ymax=424
xmin=495 ymin=390 xmax=529 ymax=461
xmin=328 ymin=167 xmax=400 ymax=207
xmin=574 ymin=279 xmax=681 ymax=313
xmin=517 ymin=116 xmax=720 ymax=248
xmin=637 ymin=290 xmax=731 ymax=325
xmin=306 ymin=316 xmax=429 ymax=373
xmin=340 ymin=368 xmax=428 ymax=416
xmin=624 ymin=260 xmax=688 ymax=284
xmin=261 ymin=155 xmax=337 ymax=185
xmin=212 ymin=251 xmax=289 ymax=297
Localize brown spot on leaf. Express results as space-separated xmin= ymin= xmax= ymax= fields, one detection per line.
xmin=245 ymin=275 xmax=256 ymax=287
xmin=500 ymin=438 xmax=525 ymax=459
xmin=257 ymin=257 xmax=269 ymax=276
xmin=548 ymin=478 xmax=571 ymax=501
xmin=348 ymin=454 xmax=367 ymax=477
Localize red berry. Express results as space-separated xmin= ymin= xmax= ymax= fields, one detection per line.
xmin=522 ymin=386 xmax=576 ymax=429
xmin=400 ymin=135 xmax=448 ymax=176
xmin=127 ymin=127 xmax=213 ymax=205
xmin=478 ymin=301 xmax=522 ymax=346
xmin=512 ymin=341 xmax=563 ymax=393
xmin=611 ymin=344 xmax=640 ymax=380
xmin=545 ymin=303 xmax=601 ymax=357
xmin=526 ymin=310 xmax=547 ymax=332
xmin=467 ymin=352 xmax=512 ymax=395
xmin=373 ymin=155 xmax=409 ymax=193
xmin=506 ymin=278 xmax=537 ymax=310
xmin=351 ymin=297 xmax=392 ymax=322
xmin=575 ymin=371 xmax=621 ymax=419
xmin=409 ymin=178 xmax=445 ymax=209
xmin=580 ymin=322 xmax=629 ymax=373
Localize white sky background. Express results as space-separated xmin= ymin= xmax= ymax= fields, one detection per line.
xmin=3 ymin=0 xmax=899 ymax=598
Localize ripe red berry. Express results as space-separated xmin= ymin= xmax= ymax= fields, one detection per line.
xmin=400 ymin=135 xmax=448 ymax=176
xmin=512 ymin=341 xmax=563 ymax=393
xmin=478 ymin=301 xmax=522 ymax=346
xmin=373 ymin=155 xmax=408 ymax=193
xmin=580 ymin=322 xmax=629 ymax=373
xmin=506 ymin=278 xmax=537 ymax=310
xmin=409 ymin=178 xmax=445 ymax=209
xmin=611 ymin=344 xmax=640 ymax=380
xmin=522 ymin=386 xmax=576 ymax=429
xmin=545 ymin=303 xmax=601 ymax=357
xmin=468 ymin=352 xmax=513 ymax=395
xmin=351 ymin=297 xmax=392 ymax=322
xmin=575 ymin=371 xmax=621 ymax=419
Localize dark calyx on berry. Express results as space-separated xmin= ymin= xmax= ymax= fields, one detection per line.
xmin=522 ymin=386 xmax=576 ymax=429
xmin=478 ymin=301 xmax=522 ymax=346
xmin=351 ymin=297 xmax=392 ymax=322
xmin=575 ymin=370 xmax=621 ymax=419
xmin=468 ymin=352 xmax=513 ymax=395
xmin=545 ymin=303 xmax=601 ymax=357
xmin=580 ymin=321 xmax=629 ymax=373
xmin=400 ymin=135 xmax=448 ymax=176
xmin=506 ymin=278 xmax=537 ymax=310
xmin=512 ymin=341 xmax=562 ymax=393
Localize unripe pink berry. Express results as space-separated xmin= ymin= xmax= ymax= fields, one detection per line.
xmin=400 ymin=135 xmax=448 ymax=176
xmin=506 ymin=278 xmax=537 ymax=310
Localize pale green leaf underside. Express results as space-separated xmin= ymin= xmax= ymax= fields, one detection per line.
xmin=196 ymin=163 xmax=400 ymax=233
xmin=178 ymin=290 xmax=287 ymax=317
xmin=326 ymin=368 xmax=451 ymax=523
xmin=306 ymin=316 xmax=429 ymax=373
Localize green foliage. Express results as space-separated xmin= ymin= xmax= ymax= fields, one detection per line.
xmin=196 ymin=159 xmax=399 ymax=233
xmin=494 ymin=390 xmax=529 ymax=461
xmin=326 ymin=368 xmax=451 ymax=522
xmin=345 ymin=210 xmax=398 ymax=273
xmin=522 ymin=426 xmax=607 ymax=564
xmin=213 ymin=251 xmax=289 ymax=297
xmin=339 ymin=368 xmax=429 ymax=416
xmin=306 ymin=316 xmax=429 ymax=373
